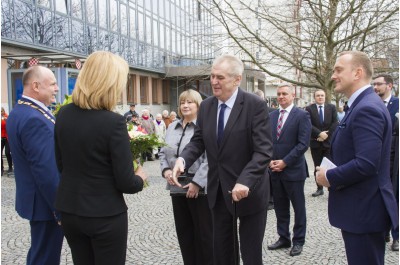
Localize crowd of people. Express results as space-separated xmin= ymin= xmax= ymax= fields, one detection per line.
xmin=3 ymin=51 xmax=398 ymax=265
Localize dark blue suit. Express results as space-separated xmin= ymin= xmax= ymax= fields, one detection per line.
xmin=387 ymin=96 xmax=399 ymax=129
xmin=327 ymin=87 xmax=398 ymax=265
xmin=269 ymin=107 xmax=311 ymax=245
xmin=7 ymin=98 xmax=63 ymax=265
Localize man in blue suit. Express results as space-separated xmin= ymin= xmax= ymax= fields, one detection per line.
xmin=373 ymin=73 xmax=399 ymax=251
xmin=317 ymin=51 xmax=398 ymax=265
xmin=267 ymin=84 xmax=311 ymax=257
xmin=7 ymin=66 xmax=64 ymax=265
xmin=373 ymin=74 xmax=399 ymax=129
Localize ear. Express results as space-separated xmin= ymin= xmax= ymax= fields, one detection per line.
xmin=235 ymin=75 xmax=242 ymax=86
xmin=354 ymin=67 xmax=363 ymax=80
xmin=32 ymin=81 xmax=40 ymax=92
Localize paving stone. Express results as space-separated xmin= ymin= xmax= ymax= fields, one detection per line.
xmin=1 ymin=151 xmax=398 ymax=264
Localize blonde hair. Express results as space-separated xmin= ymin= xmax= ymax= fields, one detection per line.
xmin=338 ymin=51 xmax=373 ymax=80
xmin=178 ymin=89 xmax=203 ymax=117
xmin=72 ymin=51 xmax=129 ymax=110
xmin=212 ymin=54 xmax=244 ymax=76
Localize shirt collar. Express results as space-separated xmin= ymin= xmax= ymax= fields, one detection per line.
xmin=174 ymin=118 xmax=197 ymax=129
xmin=218 ymin=88 xmax=239 ymax=109
xmin=279 ymin=103 xmax=294 ymax=113
xmin=22 ymin=95 xmax=50 ymax=111
xmin=347 ymin=84 xmax=370 ymax=108
xmin=383 ymin=95 xmax=392 ymax=104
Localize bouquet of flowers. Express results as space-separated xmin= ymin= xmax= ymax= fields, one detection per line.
xmin=127 ymin=123 xmax=166 ymax=187
xmin=53 ymin=94 xmax=72 ymax=116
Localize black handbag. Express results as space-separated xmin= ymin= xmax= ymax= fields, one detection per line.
xmin=169 ymin=176 xmax=205 ymax=196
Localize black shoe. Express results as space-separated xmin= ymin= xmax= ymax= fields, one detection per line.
xmin=385 ymin=234 xmax=391 ymax=242
xmin=289 ymin=245 xmax=303 ymax=256
xmin=147 ymin=157 xmax=154 ymax=161
xmin=392 ymin=240 xmax=399 ymax=251
xmin=267 ymin=203 xmax=274 ymax=211
xmin=312 ymin=189 xmax=324 ymax=197
xmin=7 ymin=168 xmax=13 ymax=173
xmin=268 ymin=239 xmax=291 ymax=250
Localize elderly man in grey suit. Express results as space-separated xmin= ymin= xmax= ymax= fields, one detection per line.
xmin=172 ymin=54 xmax=273 ymax=265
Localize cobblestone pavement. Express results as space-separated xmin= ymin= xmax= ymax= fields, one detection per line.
xmin=2 ymin=150 xmax=399 ymax=264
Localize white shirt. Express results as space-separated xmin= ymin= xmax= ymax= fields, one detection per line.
xmin=347 ymin=84 xmax=370 ymax=108
xmin=217 ymin=88 xmax=238 ymax=134
xmin=278 ymin=103 xmax=295 ymax=128
xmin=383 ymin=95 xmax=392 ymax=107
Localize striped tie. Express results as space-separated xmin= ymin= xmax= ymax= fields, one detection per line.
xmin=276 ymin=110 xmax=286 ymax=139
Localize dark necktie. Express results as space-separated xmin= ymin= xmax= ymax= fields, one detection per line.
xmin=276 ymin=109 xmax=285 ymax=139
xmin=217 ymin=104 xmax=227 ymax=145
xmin=319 ymin=105 xmax=324 ymax=124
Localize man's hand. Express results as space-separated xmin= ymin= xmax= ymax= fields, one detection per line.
xmin=135 ymin=165 xmax=148 ymax=182
xmin=269 ymin=160 xmax=286 ymax=172
xmin=171 ymin=158 xmax=185 ymax=187
xmin=231 ymin=183 xmax=250 ymax=202
xmin=316 ymin=166 xmax=330 ymax=187
xmin=318 ymin=131 xmax=329 ymax=141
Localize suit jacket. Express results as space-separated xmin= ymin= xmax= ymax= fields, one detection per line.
xmin=54 ymin=104 xmax=143 ymax=217
xmin=7 ymin=98 xmax=60 ymax=221
xmin=327 ymin=87 xmax=398 ymax=233
xmin=269 ymin=107 xmax=311 ymax=181
xmin=180 ymin=88 xmax=273 ymax=216
xmin=387 ymin=96 xmax=399 ymax=128
xmin=305 ymin=103 xmax=338 ymax=149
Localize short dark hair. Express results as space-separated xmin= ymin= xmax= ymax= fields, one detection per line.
xmin=130 ymin=104 xmax=135 ymax=107
xmin=373 ymin=74 xmax=393 ymax=85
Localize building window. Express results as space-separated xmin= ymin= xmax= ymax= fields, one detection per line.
xmin=140 ymin=76 xmax=149 ymax=104
xmin=152 ymin=78 xmax=159 ymax=104
xmin=162 ymin=80 xmax=170 ymax=104
xmin=127 ymin=74 xmax=137 ymax=104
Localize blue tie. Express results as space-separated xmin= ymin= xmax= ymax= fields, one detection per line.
xmin=319 ymin=105 xmax=323 ymax=124
xmin=217 ymin=104 xmax=227 ymax=145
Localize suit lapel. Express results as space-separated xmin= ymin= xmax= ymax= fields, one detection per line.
xmin=219 ymin=89 xmax=244 ymax=149
xmin=331 ymin=87 xmax=373 ymax=144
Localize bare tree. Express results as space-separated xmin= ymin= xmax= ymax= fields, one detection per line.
xmin=205 ymin=0 xmax=399 ymax=103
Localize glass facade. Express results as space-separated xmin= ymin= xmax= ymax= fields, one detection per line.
xmin=1 ymin=0 xmax=215 ymax=71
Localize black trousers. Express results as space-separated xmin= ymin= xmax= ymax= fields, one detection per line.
xmin=61 ymin=212 xmax=128 ymax=265
xmin=172 ymin=195 xmax=213 ymax=265
xmin=1 ymin=137 xmax=12 ymax=171
xmin=310 ymin=146 xmax=331 ymax=190
xmin=212 ymin=187 xmax=267 ymax=265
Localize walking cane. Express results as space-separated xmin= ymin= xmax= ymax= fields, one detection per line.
xmin=233 ymin=201 xmax=239 ymax=265
xmin=229 ymin=190 xmax=240 ymax=265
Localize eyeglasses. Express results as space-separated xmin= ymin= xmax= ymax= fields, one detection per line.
xmin=372 ymin=82 xmax=387 ymax=86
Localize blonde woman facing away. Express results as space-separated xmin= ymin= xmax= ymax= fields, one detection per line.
xmin=54 ymin=51 xmax=147 ymax=265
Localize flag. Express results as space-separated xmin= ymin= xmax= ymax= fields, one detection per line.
xmin=75 ymin=58 xmax=82 ymax=69
xmin=28 ymin=57 xmax=39 ymax=66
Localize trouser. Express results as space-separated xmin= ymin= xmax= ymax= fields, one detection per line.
xmin=61 ymin=212 xmax=128 ymax=265
xmin=1 ymin=137 xmax=12 ymax=171
xmin=172 ymin=195 xmax=213 ymax=265
xmin=310 ymin=146 xmax=331 ymax=190
xmin=27 ymin=220 xmax=64 ymax=265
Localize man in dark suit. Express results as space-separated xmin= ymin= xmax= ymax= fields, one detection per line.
xmin=317 ymin=51 xmax=398 ymax=265
xmin=7 ymin=66 xmax=64 ymax=265
xmin=305 ymin=89 xmax=338 ymax=197
xmin=373 ymin=73 xmax=399 ymax=250
xmin=267 ymin=84 xmax=311 ymax=257
xmin=124 ymin=104 xmax=138 ymax=122
xmin=172 ymin=54 xmax=272 ymax=265
xmin=373 ymin=74 xmax=399 ymax=128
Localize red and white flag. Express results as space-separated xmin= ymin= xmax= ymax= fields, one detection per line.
xmin=75 ymin=58 xmax=82 ymax=69
xmin=28 ymin=57 xmax=39 ymax=66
